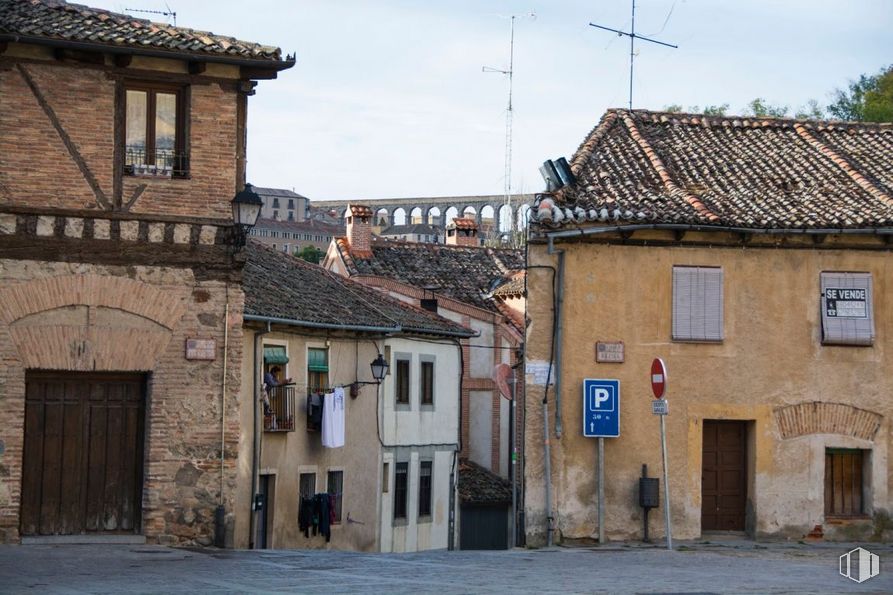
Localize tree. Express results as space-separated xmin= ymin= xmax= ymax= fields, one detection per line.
xmin=828 ymin=65 xmax=893 ymax=122
xmin=296 ymin=245 xmax=322 ymax=264
xmin=794 ymin=99 xmax=825 ymax=120
xmin=744 ymin=98 xmax=788 ymax=118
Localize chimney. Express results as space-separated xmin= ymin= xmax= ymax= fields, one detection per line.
xmin=345 ymin=204 xmax=374 ymax=255
xmin=445 ymin=217 xmax=480 ymax=247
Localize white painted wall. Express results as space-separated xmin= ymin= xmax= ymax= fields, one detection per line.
xmin=469 ymin=390 xmax=493 ymax=470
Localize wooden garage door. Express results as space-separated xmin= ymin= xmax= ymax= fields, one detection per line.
xmin=701 ymin=420 xmax=746 ymax=531
xmin=21 ymin=372 xmax=145 ymax=536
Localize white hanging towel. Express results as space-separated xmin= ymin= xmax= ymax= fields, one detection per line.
xmin=322 ymin=387 xmax=345 ymax=448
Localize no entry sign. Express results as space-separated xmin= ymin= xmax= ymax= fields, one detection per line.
xmin=651 ymin=358 xmax=667 ymax=399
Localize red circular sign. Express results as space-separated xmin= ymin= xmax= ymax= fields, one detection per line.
xmin=651 ymin=358 xmax=667 ymax=399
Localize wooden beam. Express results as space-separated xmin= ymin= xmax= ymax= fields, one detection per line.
xmin=239 ymin=66 xmax=278 ymax=80
xmin=188 ymin=61 xmax=207 ymax=75
xmin=53 ymin=48 xmax=105 ymax=65
xmin=114 ymin=54 xmax=133 ymax=68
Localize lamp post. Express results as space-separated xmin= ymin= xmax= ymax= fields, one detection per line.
xmin=350 ymin=353 xmax=390 ymax=397
xmin=231 ymin=183 xmax=263 ymax=247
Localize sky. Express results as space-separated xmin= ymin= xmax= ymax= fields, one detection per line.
xmin=90 ymin=1 xmax=891 ymax=202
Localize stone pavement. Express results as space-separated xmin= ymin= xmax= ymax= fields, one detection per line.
xmin=0 ymin=540 xmax=891 ymax=594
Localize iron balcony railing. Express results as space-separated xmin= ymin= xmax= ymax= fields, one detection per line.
xmin=264 ymin=385 xmax=296 ymax=432
xmin=124 ymin=146 xmax=189 ymax=178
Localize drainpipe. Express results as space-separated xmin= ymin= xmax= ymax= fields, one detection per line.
xmin=215 ymin=300 xmax=230 ymax=547
xmin=547 ymin=237 xmax=564 ymax=440
xmin=248 ymin=321 xmax=270 ymax=549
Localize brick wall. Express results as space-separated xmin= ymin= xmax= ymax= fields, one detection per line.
xmin=0 ymin=58 xmax=239 ymax=219
xmin=0 ymin=260 xmax=244 ymax=546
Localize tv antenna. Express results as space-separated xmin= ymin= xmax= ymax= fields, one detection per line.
xmin=483 ymin=12 xmax=535 ymax=235
xmin=589 ymin=0 xmax=677 ymax=109
xmin=125 ymin=3 xmax=177 ymax=26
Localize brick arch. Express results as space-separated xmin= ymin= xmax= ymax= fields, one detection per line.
xmin=0 ymin=274 xmax=187 ymax=372
xmin=775 ymin=402 xmax=883 ymax=441
xmin=0 ymin=274 xmax=186 ymax=329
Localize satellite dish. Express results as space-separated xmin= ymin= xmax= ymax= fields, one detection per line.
xmin=493 ymin=363 xmax=514 ymax=400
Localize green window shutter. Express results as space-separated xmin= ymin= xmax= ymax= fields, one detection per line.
xmin=263 ymin=346 xmax=289 ymax=365
xmin=308 ymin=348 xmax=328 ymax=372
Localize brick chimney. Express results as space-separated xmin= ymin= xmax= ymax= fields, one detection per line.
xmin=345 ymin=204 xmax=374 ymax=255
xmin=445 ymin=217 xmax=480 ymax=247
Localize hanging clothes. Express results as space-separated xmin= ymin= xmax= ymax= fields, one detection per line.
xmin=321 ymin=386 xmax=345 ymax=448
xmin=307 ymin=392 xmax=324 ymax=431
xmin=299 ymin=496 xmax=314 ymax=538
xmin=314 ymin=492 xmax=332 ymax=542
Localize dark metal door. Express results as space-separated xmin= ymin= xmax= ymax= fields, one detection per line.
xmin=460 ymin=504 xmax=509 ymax=550
xmin=21 ymin=372 xmax=145 ymax=536
xmin=701 ymin=420 xmax=746 ymax=531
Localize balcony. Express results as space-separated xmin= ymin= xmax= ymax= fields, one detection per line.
xmin=124 ymin=146 xmax=189 ymax=178
xmin=264 ymin=385 xmax=296 ymax=432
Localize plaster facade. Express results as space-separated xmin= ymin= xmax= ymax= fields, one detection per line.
xmin=525 ymin=232 xmax=892 ymax=545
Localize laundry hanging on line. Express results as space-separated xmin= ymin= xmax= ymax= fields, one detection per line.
xmin=322 ymin=386 xmax=345 ymax=448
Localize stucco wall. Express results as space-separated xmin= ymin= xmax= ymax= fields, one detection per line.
xmin=525 ymin=236 xmax=892 ymax=545
xmin=236 ymin=331 xmax=381 ymax=551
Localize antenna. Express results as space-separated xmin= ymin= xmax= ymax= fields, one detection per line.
xmin=589 ymin=0 xmax=677 ymax=109
xmin=125 ymin=4 xmax=177 ymax=26
xmin=483 ymin=12 xmax=535 ymax=237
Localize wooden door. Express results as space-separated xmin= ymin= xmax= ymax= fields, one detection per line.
xmin=21 ymin=372 xmax=145 ymax=536
xmin=701 ymin=420 xmax=746 ymax=531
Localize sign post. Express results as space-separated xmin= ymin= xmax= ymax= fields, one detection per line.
xmin=651 ymin=358 xmax=672 ymax=551
xmin=583 ymin=379 xmax=620 ymax=545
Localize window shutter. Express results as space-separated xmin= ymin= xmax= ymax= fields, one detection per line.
xmin=673 ymin=266 xmax=723 ymax=342
xmin=821 ymin=272 xmax=874 ymax=346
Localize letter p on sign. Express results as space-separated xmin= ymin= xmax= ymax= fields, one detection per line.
xmin=588 ymin=387 xmax=615 ymax=413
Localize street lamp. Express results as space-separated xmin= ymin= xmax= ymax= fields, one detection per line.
xmin=231 ymin=183 xmax=263 ymax=247
xmin=350 ymin=353 xmax=390 ymax=398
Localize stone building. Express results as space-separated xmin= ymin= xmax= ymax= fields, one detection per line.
xmin=248 ymin=216 xmax=344 ymax=257
xmin=255 ymin=186 xmax=308 ymax=222
xmin=325 ymin=207 xmax=526 ymax=548
xmin=525 ymin=109 xmax=893 ymax=545
xmin=237 ymin=242 xmax=473 ymax=551
xmin=0 ymin=0 xmax=292 ymax=545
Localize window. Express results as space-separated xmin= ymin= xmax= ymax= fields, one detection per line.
xmin=395 ymin=357 xmax=410 ymax=405
xmin=420 ymin=358 xmax=434 ymax=406
xmin=273 ymin=198 xmax=281 ymax=209
xmin=327 ymin=470 xmax=343 ymax=523
xmin=288 ymin=211 xmax=295 ymax=221
xmin=672 ymin=266 xmax=723 ymax=342
xmin=124 ymin=83 xmax=186 ymax=177
xmin=273 ymin=210 xmax=279 ymax=220
xmin=394 ymin=462 xmax=408 ymax=520
xmin=308 ymin=348 xmax=329 ymax=392
xmin=418 ymin=461 xmax=432 ymax=518
xmin=825 ymin=449 xmax=865 ymax=517
xmin=288 ymin=199 xmax=295 ymax=209
xmin=821 ymin=272 xmax=875 ymax=346
xmin=299 ymin=472 xmax=316 ymax=499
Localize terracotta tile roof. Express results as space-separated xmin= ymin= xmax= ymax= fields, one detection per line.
xmin=458 ymin=459 xmax=511 ymax=504
xmin=490 ymin=271 xmax=525 ymax=298
xmin=535 ymin=109 xmax=893 ymax=230
xmin=449 ymin=217 xmax=478 ymax=230
xmin=335 ymin=237 xmax=524 ymax=313
xmin=0 ymin=0 xmax=289 ymax=64
xmin=348 ymin=204 xmax=374 ymax=218
xmin=243 ymin=241 xmax=473 ymax=337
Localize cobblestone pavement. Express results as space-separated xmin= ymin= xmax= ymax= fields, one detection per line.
xmin=1 ymin=541 xmax=891 ymax=594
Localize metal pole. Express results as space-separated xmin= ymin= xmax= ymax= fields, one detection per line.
xmin=543 ymin=398 xmax=553 ymax=546
xmin=660 ymin=414 xmax=672 ymax=550
xmin=629 ymin=0 xmax=635 ymax=109
xmin=510 ymin=394 xmax=516 ymax=548
xmin=598 ymin=437 xmax=605 ymax=544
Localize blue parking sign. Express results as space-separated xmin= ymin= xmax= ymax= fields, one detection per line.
xmin=583 ymin=379 xmax=620 ymax=437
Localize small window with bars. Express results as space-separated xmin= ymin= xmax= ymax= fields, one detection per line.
xmin=327 ymin=470 xmax=343 ymax=523
xmin=418 ymin=460 xmax=432 ymax=519
xmin=299 ymin=472 xmax=316 ymax=499
xmin=820 ymin=272 xmax=874 ymax=346
xmin=394 ymin=462 xmax=408 ymax=521
xmin=672 ymin=266 xmax=724 ymax=342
